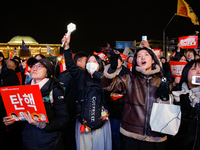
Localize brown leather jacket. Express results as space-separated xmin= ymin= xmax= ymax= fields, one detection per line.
xmin=101 ymin=64 xmax=167 ymax=142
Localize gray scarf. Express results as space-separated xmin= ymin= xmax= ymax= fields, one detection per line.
xmin=172 ymin=82 xmax=200 ymax=107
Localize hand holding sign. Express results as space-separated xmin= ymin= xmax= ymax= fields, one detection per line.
xmin=61 ymin=23 xmax=76 ymax=47
xmin=1 ymin=85 xmax=49 ymax=123
xmin=21 ymin=111 xmax=39 ymax=126
xmin=3 ymin=116 xmax=15 ymax=126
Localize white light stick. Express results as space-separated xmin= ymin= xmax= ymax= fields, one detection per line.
xmin=61 ymin=23 xmax=76 ymax=47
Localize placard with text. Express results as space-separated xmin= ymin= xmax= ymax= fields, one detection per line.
xmin=169 ymin=61 xmax=188 ymax=78
xmin=1 ymin=85 xmax=49 ymax=123
xmin=153 ymin=49 xmax=161 ymax=58
xmin=179 ymin=36 xmax=198 ymax=49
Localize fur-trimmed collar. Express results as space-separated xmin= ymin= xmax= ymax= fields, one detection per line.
xmin=103 ymin=64 xmax=118 ymax=79
xmin=136 ymin=64 xmax=160 ymax=76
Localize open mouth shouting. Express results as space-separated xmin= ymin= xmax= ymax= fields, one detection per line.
xmin=141 ymin=61 xmax=146 ymax=65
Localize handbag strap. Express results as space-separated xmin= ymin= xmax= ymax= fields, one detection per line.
xmin=158 ymin=94 xmax=173 ymax=105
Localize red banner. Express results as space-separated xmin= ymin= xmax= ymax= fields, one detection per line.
xmin=110 ymin=93 xmax=123 ymax=101
xmin=24 ymin=57 xmax=31 ymax=75
xmin=59 ymin=56 xmax=67 ymax=73
xmin=120 ymin=53 xmax=128 ymax=61
xmin=153 ymin=49 xmax=161 ymax=58
xmin=0 ymin=85 xmax=49 ymax=123
xmin=93 ymin=51 xmax=107 ymax=60
xmin=179 ymin=36 xmax=198 ymax=49
xmin=169 ymin=61 xmax=188 ymax=78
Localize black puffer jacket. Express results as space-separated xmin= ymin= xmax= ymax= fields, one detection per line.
xmin=22 ymin=78 xmax=69 ymax=150
xmin=58 ymin=70 xmax=79 ymax=120
xmin=0 ymin=63 xmax=20 ymax=87
xmin=0 ymin=62 xmax=21 ymax=150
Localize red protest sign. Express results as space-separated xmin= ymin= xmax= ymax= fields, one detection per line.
xmin=120 ymin=53 xmax=128 ymax=61
xmin=179 ymin=36 xmax=198 ymax=49
xmin=110 ymin=93 xmax=123 ymax=101
xmin=0 ymin=85 xmax=49 ymax=123
xmin=59 ymin=56 xmax=67 ymax=73
xmin=169 ymin=61 xmax=188 ymax=78
xmin=93 ymin=51 xmax=107 ymax=60
xmin=153 ymin=49 xmax=161 ymax=58
xmin=24 ymin=57 xmax=31 ymax=75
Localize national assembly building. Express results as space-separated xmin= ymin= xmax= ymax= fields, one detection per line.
xmin=0 ymin=35 xmax=61 ymax=60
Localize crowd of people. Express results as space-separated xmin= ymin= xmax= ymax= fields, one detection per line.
xmin=0 ymin=34 xmax=200 ymax=150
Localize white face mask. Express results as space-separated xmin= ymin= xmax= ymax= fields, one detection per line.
xmin=86 ymin=62 xmax=98 ymax=73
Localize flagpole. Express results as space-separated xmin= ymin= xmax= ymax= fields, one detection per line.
xmin=163 ymin=13 xmax=177 ymax=57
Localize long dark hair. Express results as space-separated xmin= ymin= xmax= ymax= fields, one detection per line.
xmin=179 ymin=59 xmax=200 ymax=87
xmin=83 ymin=54 xmax=104 ymax=88
xmin=132 ymin=47 xmax=163 ymax=77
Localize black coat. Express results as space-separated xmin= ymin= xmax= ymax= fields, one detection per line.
xmin=22 ymin=78 xmax=69 ymax=150
xmin=63 ymin=48 xmax=102 ymax=101
xmin=63 ymin=48 xmax=109 ymax=115
xmin=0 ymin=62 xmax=20 ymax=150
xmin=167 ymin=93 xmax=200 ymax=150
xmin=58 ymin=70 xmax=78 ymax=120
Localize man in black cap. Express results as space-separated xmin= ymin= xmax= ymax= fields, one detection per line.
xmin=0 ymin=52 xmax=21 ymax=150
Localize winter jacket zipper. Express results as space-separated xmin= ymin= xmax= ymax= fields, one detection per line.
xmin=144 ymin=78 xmax=150 ymax=136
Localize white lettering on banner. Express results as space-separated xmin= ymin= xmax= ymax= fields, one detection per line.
xmin=171 ymin=65 xmax=185 ymax=76
xmin=10 ymin=93 xmax=37 ymax=111
xmin=180 ymin=38 xmax=196 ymax=47
xmin=23 ymin=93 xmax=37 ymax=111
xmin=10 ymin=94 xmax=24 ymax=110
xmin=91 ymin=96 xmax=96 ymax=122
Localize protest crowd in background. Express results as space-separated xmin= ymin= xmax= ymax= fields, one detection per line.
xmin=0 ymin=29 xmax=199 ymax=150
xmin=1 ymin=0 xmax=200 ymax=149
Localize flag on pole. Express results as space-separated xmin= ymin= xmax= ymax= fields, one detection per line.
xmin=106 ymin=42 xmax=112 ymax=50
xmin=9 ymin=53 xmax=13 ymax=59
xmin=22 ymin=40 xmax=29 ymax=50
xmin=129 ymin=40 xmax=137 ymax=50
xmin=99 ymin=42 xmax=114 ymax=54
xmin=177 ymin=0 xmax=199 ymax=25
xmin=46 ymin=44 xmax=55 ymax=56
xmin=123 ymin=47 xmax=129 ymax=56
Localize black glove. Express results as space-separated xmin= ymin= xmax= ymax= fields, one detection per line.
xmin=156 ymin=77 xmax=170 ymax=101
xmin=110 ymin=54 xmax=120 ymax=70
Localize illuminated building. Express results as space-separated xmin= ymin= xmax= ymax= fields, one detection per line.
xmin=0 ymin=35 xmax=61 ymax=60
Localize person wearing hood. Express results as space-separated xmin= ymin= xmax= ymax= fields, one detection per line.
xmin=3 ymin=57 xmax=69 ymax=150
xmin=184 ymin=49 xmax=196 ymax=62
xmin=126 ymin=53 xmax=134 ymax=70
xmin=101 ymin=40 xmax=171 ymax=150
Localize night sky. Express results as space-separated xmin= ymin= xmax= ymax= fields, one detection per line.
xmin=0 ymin=0 xmax=199 ymax=54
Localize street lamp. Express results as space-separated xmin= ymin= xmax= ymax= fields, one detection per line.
xmin=163 ymin=13 xmax=177 ymax=56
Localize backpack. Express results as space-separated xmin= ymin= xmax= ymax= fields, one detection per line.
xmin=78 ymin=83 xmax=109 ymax=133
